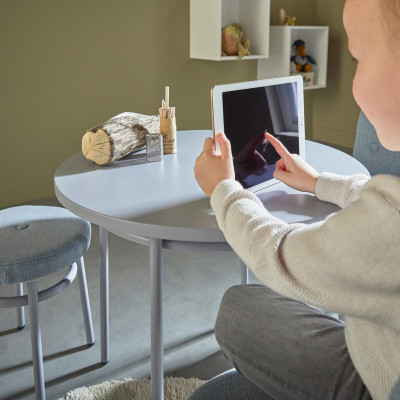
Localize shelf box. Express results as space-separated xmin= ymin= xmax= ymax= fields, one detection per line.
xmin=257 ymin=26 xmax=329 ymax=90
xmin=190 ymin=0 xmax=270 ymax=61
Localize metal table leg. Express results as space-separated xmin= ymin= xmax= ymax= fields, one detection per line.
xmin=100 ymin=227 xmax=109 ymax=364
xmin=240 ymin=259 xmax=249 ymax=284
xmin=150 ymin=238 xmax=163 ymax=400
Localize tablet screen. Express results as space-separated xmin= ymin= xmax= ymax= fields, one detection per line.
xmin=222 ymin=81 xmax=300 ymax=189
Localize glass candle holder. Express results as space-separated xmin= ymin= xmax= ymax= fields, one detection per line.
xmin=146 ymin=133 xmax=163 ymax=162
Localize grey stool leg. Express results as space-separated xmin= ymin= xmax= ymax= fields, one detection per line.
xmin=27 ymin=280 xmax=45 ymax=400
xmin=16 ymin=283 xmax=25 ymax=329
xmin=76 ymin=257 xmax=95 ymax=346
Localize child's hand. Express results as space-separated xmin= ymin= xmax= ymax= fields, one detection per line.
xmin=265 ymin=132 xmax=320 ymax=194
xmin=194 ymin=132 xmax=235 ymax=198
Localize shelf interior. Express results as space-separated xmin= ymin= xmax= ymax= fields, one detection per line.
xmin=221 ymin=0 xmax=269 ymax=57
xmin=289 ymin=27 xmax=328 ymax=87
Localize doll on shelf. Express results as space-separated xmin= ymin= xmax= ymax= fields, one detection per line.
xmin=290 ymin=39 xmax=316 ymax=72
xmin=279 ymin=8 xmax=296 ymax=26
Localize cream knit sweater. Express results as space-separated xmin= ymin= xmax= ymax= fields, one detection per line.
xmin=210 ymin=172 xmax=400 ymax=400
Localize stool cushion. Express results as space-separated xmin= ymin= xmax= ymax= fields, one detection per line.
xmin=0 ymin=206 xmax=91 ymax=285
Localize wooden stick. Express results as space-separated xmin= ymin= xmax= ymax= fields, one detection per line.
xmin=165 ymin=86 xmax=169 ymax=109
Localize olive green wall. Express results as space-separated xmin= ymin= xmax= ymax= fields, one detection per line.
xmin=313 ymin=0 xmax=360 ymax=148
xmin=0 ymin=0 xmax=359 ymax=209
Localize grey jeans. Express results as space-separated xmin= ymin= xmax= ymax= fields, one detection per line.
xmin=191 ymin=284 xmax=373 ymax=400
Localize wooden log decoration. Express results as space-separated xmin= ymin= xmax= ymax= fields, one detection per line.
xmin=82 ymin=112 xmax=160 ymax=166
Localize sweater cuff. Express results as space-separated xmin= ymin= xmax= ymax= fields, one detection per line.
xmin=315 ymin=172 xmax=345 ymax=204
xmin=315 ymin=172 xmax=369 ymax=208
xmin=210 ymin=179 xmax=244 ymax=213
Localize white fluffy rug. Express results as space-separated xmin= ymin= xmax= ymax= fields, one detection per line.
xmin=60 ymin=377 xmax=206 ymax=400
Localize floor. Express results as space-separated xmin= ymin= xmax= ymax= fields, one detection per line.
xmin=0 ymin=196 xmax=260 ymax=400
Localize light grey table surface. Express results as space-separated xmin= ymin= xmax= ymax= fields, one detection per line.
xmin=54 ymin=130 xmax=369 ymax=243
xmin=54 ymin=129 xmax=370 ymax=400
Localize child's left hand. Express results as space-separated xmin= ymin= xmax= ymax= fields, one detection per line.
xmin=194 ymin=132 xmax=235 ymax=198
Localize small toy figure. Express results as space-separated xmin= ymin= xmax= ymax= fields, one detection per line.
xmin=291 ymin=39 xmax=316 ymax=72
xmin=221 ymin=23 xmax=251 ymax=59
xmin=279 ymin=8 xmax=296 ymax=26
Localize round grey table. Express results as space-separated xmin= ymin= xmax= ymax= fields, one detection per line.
xmin=54 ymin=130 xmax=369 ymax=400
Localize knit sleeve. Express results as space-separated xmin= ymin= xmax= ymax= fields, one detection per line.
xmin=210 ymin=176 xmax=400 ymax=331
xmin=315 ymin=172 xmax=370 ymax=208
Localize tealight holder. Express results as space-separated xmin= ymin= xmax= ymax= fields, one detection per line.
xmin=146 ymin=133 xmax=163 ymax=162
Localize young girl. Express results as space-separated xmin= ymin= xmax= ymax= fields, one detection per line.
xmin=193 ymin=0 xmax=400 ymax=399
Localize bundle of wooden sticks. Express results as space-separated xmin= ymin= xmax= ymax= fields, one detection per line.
xmin=159 ymin=86 xmax=175 ymax=119
xmin=159 ymin=101 xmax=175 ymax=119
xmin=159 ymin=86 xmax=177 ymax=154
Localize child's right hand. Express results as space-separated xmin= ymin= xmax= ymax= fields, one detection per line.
xmin=265 ymin=132 xmax=320 ymax=194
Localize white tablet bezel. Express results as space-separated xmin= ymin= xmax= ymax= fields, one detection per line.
xmin=211 ymin=75 xmax=306 ymax=192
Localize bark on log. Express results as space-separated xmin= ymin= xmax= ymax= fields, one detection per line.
xmin=82 ymin=112 xmax=160 ymax=166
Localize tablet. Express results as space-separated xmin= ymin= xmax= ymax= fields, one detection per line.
xmin=211 ymin=75 xmax=306 ymax=192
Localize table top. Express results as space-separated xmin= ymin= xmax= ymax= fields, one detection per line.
xmin=54 ymin=130 xmax=369 ymax=243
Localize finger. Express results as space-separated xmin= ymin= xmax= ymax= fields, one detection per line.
xmin=265 ymin=132 xmax=290 ymax=159
xmin=273 ymin=167 xmax=283 ymax=181
xmin=216 ymin=132 xmax=232 ymax=161
xmin=275 ymin=158 xmax=287 ymax=172
xmin=272 ymin=163 xmax=287 ymax=181
xmin=203 ymin=137 xmax=215 ymax=154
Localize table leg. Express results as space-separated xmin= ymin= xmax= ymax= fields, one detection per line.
xmin=240 ymin=259 xmax=248 ymax=284
xmin=99 ymin=227 xmax=109 ymax=364
xmin=150 ymin=238 xmax=163 ymax=400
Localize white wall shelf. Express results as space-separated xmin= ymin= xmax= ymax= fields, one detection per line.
xmin=190 ymin=0 xmax=270 ymax=61
xmin=257 ymin=26 xmax=329 ymax=90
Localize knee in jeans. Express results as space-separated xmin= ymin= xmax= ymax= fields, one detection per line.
xmin=215 ymin=284 xmax=264 ymax=345
xmin=215 ymin=285 xmax=244 ymax=339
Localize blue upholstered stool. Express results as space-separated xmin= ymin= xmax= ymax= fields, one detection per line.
xmin=353 ymin=110 xmax=400 ymax=177
xmin=0 ymin=205 xmax=95 ymax=400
